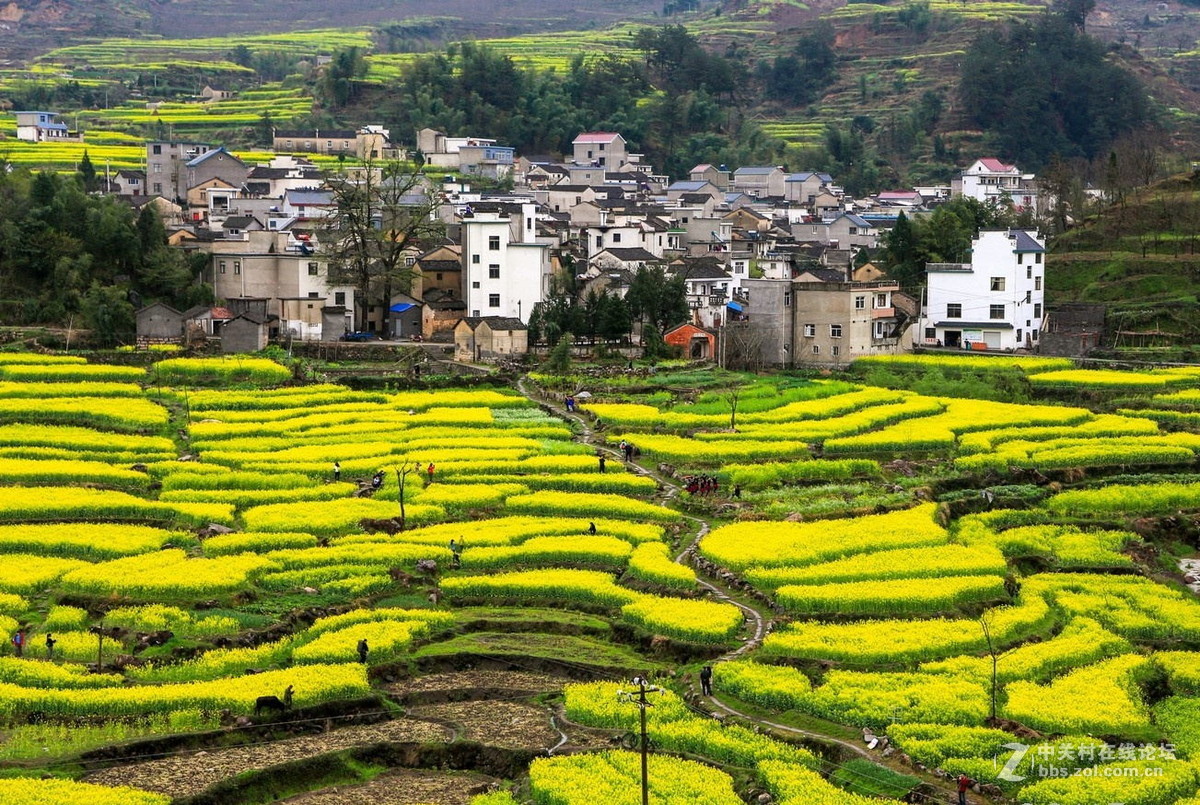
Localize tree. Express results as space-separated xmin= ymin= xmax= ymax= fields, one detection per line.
xmin=543 ymin=333 xmax=574 ymax=373
xmin=256 ymin=111 xmax=274 ymax=147
xmin=626 ymin=265 xmax=689 ymax=334
xmin=318 ymin=158 xmax=445 ymax=333
xmin=81 ymin=283 xmax=135 ymax=347
xmin=77 ymin=150 xmax=99 ymax=193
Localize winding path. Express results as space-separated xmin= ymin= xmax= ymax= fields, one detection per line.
xmin=518 ymin=376 xmax=972 ymax=797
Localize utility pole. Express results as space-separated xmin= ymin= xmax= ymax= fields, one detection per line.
xmin=618 ymin=676 xmax=661 ymax=805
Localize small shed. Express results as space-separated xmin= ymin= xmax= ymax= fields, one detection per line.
xmin=321 ymin=306 xmax=352 ymax=342
xmin=454 ymin=316 xmax=528 ymax=362
xmin=664 ymin=323 xmax=715 ymax=360
xmin=221 ymin=312 xmax=269 ymax=353
xmin=135 ymin=302 xmax=183 ymax=345
xmin=388 ymin=294 xmax=424 ymax=340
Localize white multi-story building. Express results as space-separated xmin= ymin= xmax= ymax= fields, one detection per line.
xmin=460 ymin=209 xmax=550 ymax=322
xmin=918 ymin=229 xmax=1045 ymax=352
xmin=957 ymin=158 xmax=1039 ymax=213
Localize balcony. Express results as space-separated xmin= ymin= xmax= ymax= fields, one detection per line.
xmin=871 ymin=306 xmax=895 ymax=319
xmin=926 ymin=263 xmax=972 ymax=273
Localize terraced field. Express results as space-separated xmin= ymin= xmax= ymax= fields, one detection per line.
xmin=1 ymin=349 xmax=1199 ymax=804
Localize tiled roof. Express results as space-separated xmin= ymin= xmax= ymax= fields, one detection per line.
xmin=573 ymin=132 xmax=622 ymax=144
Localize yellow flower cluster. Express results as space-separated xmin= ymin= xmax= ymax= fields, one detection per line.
xmin=702 ymin=504 xmax=945 ymax=570
xmin=1004 ymin=654 xmax=1157 ymax=738
xmin=0 ymin=778 xmax=169 ymax=805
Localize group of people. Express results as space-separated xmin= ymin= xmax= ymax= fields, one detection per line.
xmin=683 ymin=475 xmax=721 ymax=496
xmin=617 ymin=440 xmax=637 ymax=462
xmin=449 ymin=538 xmax=464 ymax=568
xmin=10 ymin=629 xmax=55 ymax=658
xmin=564 ymin=395 xmax=578 ymax=412
xmin=363 ymin=463 xmax=436 ymax=490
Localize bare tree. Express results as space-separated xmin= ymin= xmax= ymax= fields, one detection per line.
xmin=319 ymin=157 xmax=445 ymax=333
xmin=393 ymin=460 xmax=419 ymax=532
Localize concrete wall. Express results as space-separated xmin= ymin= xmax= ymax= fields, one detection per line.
xmin=221 ymin=318 xmax=267 ymax=353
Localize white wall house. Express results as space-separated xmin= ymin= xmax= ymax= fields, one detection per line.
xmin=919 ymin=229 xmax=1045 ymax=351
xmin=461 ymin=210 xmax=549 ymax=323
xmin=958 ymin=158 xmax=1039 ymax=213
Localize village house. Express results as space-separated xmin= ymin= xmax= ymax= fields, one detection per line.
xmin=732 ymin=166 xmax=787 ymax=199
xmin=741 ymin=278 xmax=911 ymax=367
xmin=454 ymin=316 xmax=528 ymax=361
xmin=689 ymin=164 xmax=730 ymax=190
xmin=571 ymin=132 xmax=629 ymax=169
xmin=14 ymin=111 xmax=79 ymax=142
xmin=784 ymin=171 xmax=834 ymax=205
xmin=664 ymin=323 xmax=716 ymax=360
xmin=918 ymin=229 xmax=1045 ymax=351
xmin=956 ymin=158 xmax=1039 ymax=213
xmin=460 ymin=208 xmax=550 ymax=323
xmin=200 ymin=86 xmax=236 ymax=102
xmin=199 ymin=229 xmax=355 ymax=340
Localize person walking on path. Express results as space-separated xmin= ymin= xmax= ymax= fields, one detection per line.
xmin=371 ymin=470 xmax=384 ymax=489
xmin=699 ymin=665 xmax=713 ymax=696
xmin=333 ymin=461 xmax=341 ymax=482
xmin=598 ymin=455 xmax=606 ymax=473
xmin=957 ymin=773 xmax=974 ymax=805
xmin=44 ymin=632 xmax=56 ymax=660
xmin=588 ymin=522 xmax=597 ymax=535
xmin=623 ymin=442 xmax=634 ymax=462
xmin=357 ymin=639 xmax=369 ymax=664
xmin=732 ymin=484 xmax=741 ymax=499
xmin=426 ymin=463 xmax=435 ymax=484
xmin=565 ymin=395 xmax=575 ymax=413
xmin=11 ymin=629 xmax=24 ymax=658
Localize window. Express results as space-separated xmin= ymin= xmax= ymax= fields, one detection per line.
xmin=989 ymin=304 xmax=1005 ymax=319
xmin=1017 ymin=253 xmax=1023 ymax=265
xmin=875 ymin=294 xmax=887 ymax=308
xmin=233 ymin=261 xmax=241 ymax=275
xmin=613 ymin=233 xmax=622 ymax=243
xmin=218 ymin=261 xmax=227 ymax=274
xmin=1027 ymin=267 xmax=1033 ymax=279
xmin=784 ymin=293 xmax=792 ymax=307
xmin=334 ymin=292 xmax=345 ymax=306
xmin=1035 ymin=276 xmax=1042 ymax=291
xmin=436 ymin=273 xmax=443 ymax=281
xmin=1025 ymin=291 xmax=1031 ymax=303
xmin=1034 ymin=303 xmax=1042 ymax=318
xmin=152 ymin=144 xmax=162 ymax=155
xmin=488 ymin=235 xmax=500 ymax=250
xmin=1035 ymin=253 xmax=1042 ymax=264
xmin=308 ymin=292 xmax=319 ymax=299
xmin=1017 ymin=328 xmax=1023 ymax=341
xmin=472 ymin=281 xmax=480 ymax=289
xmin=854 ymin=296 xmax=866 ymax=310
xmin=152 ymin=163 xmax=162 ymax=173
xmin=472 ymin=309 xmax=480 ymax=317
xmin=832 ymin=345 xmax=840 ymax=356
xmin=812 ymin=345 xmax=820 ymax=354
xmin=152 ymin=183 xmax=162 ymax=194
xmin=595 ymin=235 xmax=602 ymax=248
xmin=405 ymin=257 xmax=416 ymax=266
xmin=946 ymin=303 xmax=962 ymax=318
xmin=925 ymin=327 xmax=937 ymax=340
xmin=1032 ymin=328 xmax=1040 ymax=340
xmin=849 ymin=227 xmax=858 ymax=235
xmin=803 ymin=323 xmax=816 ymax=337
xmin=307 ymin=262 xmax=319 ymax=276
xmin=830 ymin=324 xmax=843 ymax=338
xmin=488 ymin=265 xmax=500 ymax=279
xmin=472 ymin=254 xmax=480 ymax=264
xmin=488 ymin=293 xmax=501 ymax=308
xmin=990 ymin=277 xmax=1006 ymax=292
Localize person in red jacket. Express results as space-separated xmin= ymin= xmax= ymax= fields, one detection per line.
xmin=957 ymin=773 xmax=974 ymax=805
